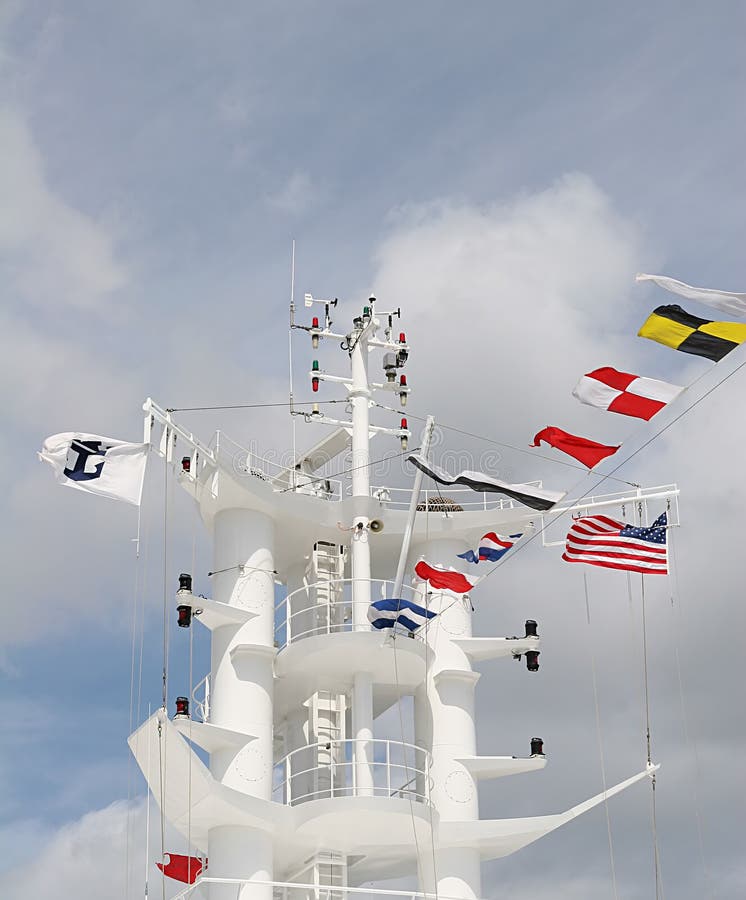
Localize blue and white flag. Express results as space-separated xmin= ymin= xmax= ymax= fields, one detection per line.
xmin=39 ymin=432 xmax=148 ymax=506
xmin=368 ymin=598 xmax=436 ymax=633
xmin=458 ymin=531 xmax=523 ymax=565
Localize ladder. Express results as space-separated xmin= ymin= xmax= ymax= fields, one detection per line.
xmin=308 ymin=690 xmax=347 ymax=799
xmin=305 ymin=542 xmax=347 ymax=636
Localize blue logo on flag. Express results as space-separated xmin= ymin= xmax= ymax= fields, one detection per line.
xmin=63 ymin=440 xmax=111 ymax=482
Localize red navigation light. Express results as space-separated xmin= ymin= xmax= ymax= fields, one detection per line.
xmin=181 ymin=456 xmax=191 ymax=473
xmin=399 ymin=374 xmax=408 ymax=406
xmin=530 ymin=737 xmax=544 ymax=756
xmin=312 ymin=377 xmax=319 ymax=392
xmin=312 ymin=316 xmax=319 ymax=328
xmin=174 ymin=696 xmax=190 ymax=719
xmin=399 ymin=332 xmax=406 ymax=343
xmin=177 ymin=604 xmax=192 ymax=628
xmin=401 ymin=418 xmax=408 ymax=430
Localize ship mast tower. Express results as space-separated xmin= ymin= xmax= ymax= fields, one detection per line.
xmin=130 ymin=295 xmax=657 ymax=900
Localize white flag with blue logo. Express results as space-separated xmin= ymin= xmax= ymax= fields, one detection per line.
xmin=39 ymin=432 xmax=149 ymax=506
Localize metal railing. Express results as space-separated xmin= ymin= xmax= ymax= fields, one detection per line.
xmin=274 ymin=578 xmax=429 ymax=650
xmin=191 ymin=673 xmax=210 ymax=722
xmin=168 ymin=877 xmax=474 ymax=900
xmin=216 ymin=431 xmax=345 ymax=499
xmin=272 ymin=739 xmax=431 ymax=806
xmin=366 ymin=483 xmax=544 ymax=512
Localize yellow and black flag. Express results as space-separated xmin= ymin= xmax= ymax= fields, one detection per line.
xmin=638 ymin=304 xmax=746 ymax=362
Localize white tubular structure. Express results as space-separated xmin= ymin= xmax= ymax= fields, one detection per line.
xmin=349 ymin=322 xmax=376 ymax=798
xmin=412 ymin=539 xmax=481 ymax=900
xmin=128 ymin=301 xmax=672 ymax=900
xmin=209 ymin=509 xmax=276 ymax=900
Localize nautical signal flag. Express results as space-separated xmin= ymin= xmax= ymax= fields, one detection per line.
xmin=157 ymin=854 xmax=204 ymax=884
xmin=368 ymin=598 xmax=437 ymax=632
xmin=407 ymin=454 xmax=565 ymax=511
xmin=414 ymin=560 xmax=478 ymax=594
xmin=638 ymin=304 xmax=746 ymax=362
xmin=531 ymin=427 xmax=619 ymax=469
xmin=562 ymin=512 xmax=668 ymax=575
xmin=573 ymin=367 xmax=683 ymax=421
xmin=637 ymin=273 xmax=746 ymax=318
xmin=458 ymin=532 xmax=522 ymax=564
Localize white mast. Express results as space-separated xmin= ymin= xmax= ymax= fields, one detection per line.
xmin=130 ymin=295 xmax=667 ymax=900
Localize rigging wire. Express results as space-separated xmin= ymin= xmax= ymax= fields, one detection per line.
xmin=165 ymin=400 xmax=348 ymax=412
xmin=639 ymin=566 xmax=664 ymax=900
xmin=389 ymin=441 xmax=440 ymax=899
xmin=394 ymin=346 xmax=746 ymax=574
xmin=158 ymin=713 xmax=167 ymax=900
xmin=158 ymin=452 xmax=174 ymax=900
xmin=274 ymin=445 xmax=422 ymax=494
xmin=186 ymin=514 xmax=198 ymax=887
xmin=583 ymin=572 xmax=620 ymax=900
xmin=162 ymin=455 xmax=170 ymax=711
xmin=373 ymin=403 xmax=640 ymax=489
xmin=455 ymin=349 xmax=746 ymax=590
xmin=668 ymin=526 xmax=713 ymax=899
xmin=145 ymin=702 xmax=152 ymax=900
xmin=125 ymin=498 xmax=145 ymax=899
xmin=390 ymin=634 xmax=427 ymax=893
xmin=289 ymin=239 xmax=298 ymax=490
xmin=135 ymin=510 xmax=152 ymax=752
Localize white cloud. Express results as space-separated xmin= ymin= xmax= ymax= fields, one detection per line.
xmin=365 ymin=176 xmax=746 ymax=894
xmin=0 ymin=106 xmax=128 ymax=311
xmin=0 ymin=798 xmax=204 ymax=900
xmin=1 ymin=801 xmax=136 ymax=898
xmin=370 ymin=174 xmax=652 ymax=485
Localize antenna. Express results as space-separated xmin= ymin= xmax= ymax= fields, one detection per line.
xmin=289 ymin=240 xmax=297 ymax=489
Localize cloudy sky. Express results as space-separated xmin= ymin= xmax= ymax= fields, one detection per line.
xmin=2 ymin=1 xmax=746 ymax=898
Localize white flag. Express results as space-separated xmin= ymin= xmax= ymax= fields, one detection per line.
xmin=636 ymin=273 xmax=746 ymax=318
xmin=39 ymin=432 xmax=148 ymax=506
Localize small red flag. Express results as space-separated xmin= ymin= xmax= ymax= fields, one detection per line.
xmin=156 ymin=854 xmax=204 ymax=884
xmin=531 ymin=427 xmax=619 ymax=469
xmin=415 ymin=560 xmax=477 ymax=594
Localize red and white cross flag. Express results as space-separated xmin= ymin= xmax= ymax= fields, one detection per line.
xmin=572 ymin=367 xmax=683 ymax=421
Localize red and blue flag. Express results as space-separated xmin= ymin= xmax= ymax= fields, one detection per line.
xmin=458 ymin=532 xmax=522 ymax=565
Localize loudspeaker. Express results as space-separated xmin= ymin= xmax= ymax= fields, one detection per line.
xmin=369 ymin=519 xmax=384 ymax=534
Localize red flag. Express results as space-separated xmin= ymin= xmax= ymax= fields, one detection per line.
xmin=415 ymin=560 xmax=477 ymax=593
xmin=156 ymin=854 xmax=204 ymax=884
xmin=531 ymin=427 xmax=619 ymax=469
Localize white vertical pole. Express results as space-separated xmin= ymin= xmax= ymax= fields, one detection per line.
xmin=349 ymin=320 xmax=377 ymax=798
xmin=350 ymin=326 xmax=373 ymax=630
xmin=352 ymin=671 xmax=374 ymax=796
xmin=392 ymin=415 xmax=435 ymax=599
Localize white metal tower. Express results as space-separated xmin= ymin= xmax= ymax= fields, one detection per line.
xmin=129 ymin=296 xmax=660 ymax=900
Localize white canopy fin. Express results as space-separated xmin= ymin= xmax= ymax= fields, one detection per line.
xmin=439 ymin=765 xmax=657 ymax=860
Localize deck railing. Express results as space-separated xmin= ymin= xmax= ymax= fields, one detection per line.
xmin=169 ymin=878 xmax=472 ymax=900
xmin=274 ymin=578 xmax=429 ymax=650
xmin=272 ymin=739 xmax=431 ymax=807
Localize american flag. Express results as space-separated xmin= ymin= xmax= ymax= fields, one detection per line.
xmin=562 ymin=511 xmax=668 ymax=575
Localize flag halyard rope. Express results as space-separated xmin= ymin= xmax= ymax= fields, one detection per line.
xmin=640 ymin=568 xmax=664 ymax=900
xmin=583 ymin=572 xmax=620 ymax=900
